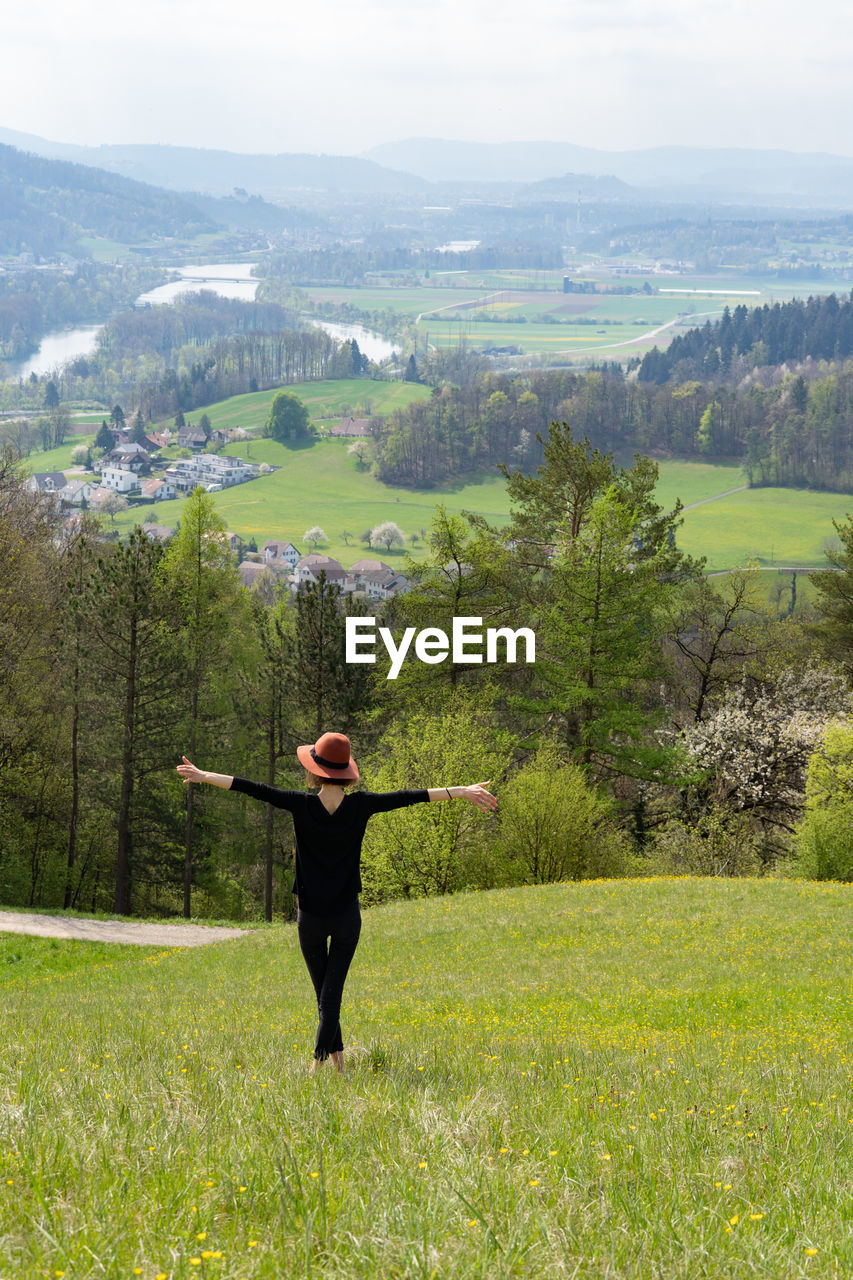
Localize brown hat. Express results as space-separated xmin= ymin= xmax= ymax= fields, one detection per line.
xmin=296 ymin=732 xmax=359 ymax=781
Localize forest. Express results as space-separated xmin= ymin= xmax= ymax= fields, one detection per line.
xmin=367 ymin=357 xmax=853 ymax=493
xmin=638 ymin=292 xmax=853 ymax=383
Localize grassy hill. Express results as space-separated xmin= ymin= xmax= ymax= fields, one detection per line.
xmin=1 ymin=878 xmax=849 ymax=1277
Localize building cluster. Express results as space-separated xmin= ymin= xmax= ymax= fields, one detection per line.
xmin=26 ymin=421 xmax=259 ymax=513
xmin=26 ymin=418 xmax=410 ymax=601
xmin=237 ymin=550 xmax=409 ymax=599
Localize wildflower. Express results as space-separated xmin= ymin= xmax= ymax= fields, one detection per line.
xmin=805 ymin=1248 xmax=818 ymax=1255
xmin=418 ymin=1161 xmax=427 ymax=1168
xmin=310 ymin=1172 xmax=319 ymax=1179
xmin=749 ymin=1213 xmax=764 ymax=1220
xmin=529 ymin=1179 xmax=540 ymax=1186
xmin=729 ymin=1215 xmax=739 ymax=1226
xmin=196 ymin=1232 xmax=207 ymax=1240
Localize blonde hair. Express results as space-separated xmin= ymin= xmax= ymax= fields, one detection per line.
xmin=305 ymin=770 xmax=350 ymax=789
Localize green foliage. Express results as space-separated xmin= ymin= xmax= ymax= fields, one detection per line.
xmin=792 ymin=721 xmax=853 ymax=881
xmin=809 ymin=514 xmax=853 ymax=680
xmin=266 ymin=390 xmax=311 ymax=443
xmin=295 ymin=574 xmax=375 ymax=741
xmin=646 ymin=807 xmax=763 ymax=877
xmin=360 ymin=693 xmax=514 ymax=902
xmin=496 ymin=742 xmax=626 ymax=883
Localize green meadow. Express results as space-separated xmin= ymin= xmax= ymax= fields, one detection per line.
xmin=106 ymin=435 xmax=513 ymax=558
xmin=1 ymin=878 xmax=850 ymax=1278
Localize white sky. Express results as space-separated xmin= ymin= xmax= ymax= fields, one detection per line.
xmin=2 ymin=0 xmax=851 ymax=157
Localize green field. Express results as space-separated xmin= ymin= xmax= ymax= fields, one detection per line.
xmin=1 ymin=878 xmax=850 ymax=1278
xmin=147 ymin=379 xmax=433 ymax=436
xmin=303 ymin=270 xmax=835 ymax=361
xmin=678 ymin=484 xmax=852 ymax=572
xmin=28 ymin=414 xmax=853 ymax=574
xmin=108 ymin=435 xmax=513 ymax=559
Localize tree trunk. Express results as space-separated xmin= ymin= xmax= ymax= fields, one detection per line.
xmin=64 ymin=656 xmax=80 ymax=909
xmin=114 ymin=618 xmax=137 ymax=916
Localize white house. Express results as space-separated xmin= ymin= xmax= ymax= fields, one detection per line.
xmin=140 ymin=477 xmax=177 ymax=502
xmin=101 ymin=467 xmax=138 ymax=494
xmin=346 ymin=559 xmax=409 ymax=599
xmin=263 ymin=539 xmax=301 ymax=569
xmin=57 ymin=479 xmax=98 ymax=506
xmin=25 ymin=472 xmax=67 ymax=495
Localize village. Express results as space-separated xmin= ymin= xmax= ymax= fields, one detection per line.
xmin=24 ymin=415 xmax=412 ymax=600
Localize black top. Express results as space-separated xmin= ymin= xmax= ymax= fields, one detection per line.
xmin=230 ymin=779 xmax=429 ymax=914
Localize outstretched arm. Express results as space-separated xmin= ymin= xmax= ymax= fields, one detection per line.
xmin=176 ymin=756 xmax=234 ymax=790
xmin=427 ymin=782 xmax=497 ymax=813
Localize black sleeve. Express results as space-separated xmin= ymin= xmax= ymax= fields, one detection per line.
xmin=359 ymin=789 xmax=430 ymax=815
xmin=230 ymin=777 xmax=302 ymax=811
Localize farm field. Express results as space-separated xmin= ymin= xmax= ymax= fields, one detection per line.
xmin=678 ymin=485 xmax=851 ymax=572
xmin=149 ymin=378 xmax=432 ymax=435
xmin=302 ymin=269 xmax=835 ymax=360
xmin=1 ymin=878 xmax=850 ymax=1278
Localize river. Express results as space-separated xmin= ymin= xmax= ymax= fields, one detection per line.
xmin=136 ymin=262 xmax=260 ymax=306
xmin=5 ymin=324 xmax=105 ymax=381
xmin=4 ymin=264 xmax=397 ymax=381
xmin=308 ymin=319 xmax=399 ymax=363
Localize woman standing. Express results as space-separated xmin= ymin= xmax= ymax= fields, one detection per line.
xmin=177 ymin=732 xmax=497 ymax=1074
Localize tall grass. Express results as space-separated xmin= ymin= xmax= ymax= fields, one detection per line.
xmin=1 ymin=878 xmax=850 ymax=1278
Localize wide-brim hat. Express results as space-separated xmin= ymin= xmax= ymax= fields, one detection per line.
xmin=296 ymin=732 xmax=359 ymax=781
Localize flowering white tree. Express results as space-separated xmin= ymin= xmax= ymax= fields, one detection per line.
xmin=370 ymin=521 xmax=404 ymax=552
xmin=680 ymin=664 xmax=849 ymax=832
xmin=303 ymin=526 xmax=327 ymax=549
xmin=94 ymin=489 xmax=129 ymax=524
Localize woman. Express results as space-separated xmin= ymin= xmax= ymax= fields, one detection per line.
xmin=177 ymin=732 xmax=497 ymax=1075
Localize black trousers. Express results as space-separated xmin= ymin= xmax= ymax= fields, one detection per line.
xmin=297 ymin=901 xmax=362 ymax=1060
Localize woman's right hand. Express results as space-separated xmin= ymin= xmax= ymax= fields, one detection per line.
xmin=460 ymin=781 xmax=498 ymax=812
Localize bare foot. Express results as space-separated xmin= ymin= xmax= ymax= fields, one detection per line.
xmin=330 ymin=1051 xmax=344 ymax=1075
xmin=309 ymin=1057 xmax=322 ymax=1077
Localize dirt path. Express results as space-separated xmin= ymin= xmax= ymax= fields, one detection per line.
xmin=682 ymin=485 xmax=748 ymax=510
xmin=0 ymin=911 xmax=250 ymax=948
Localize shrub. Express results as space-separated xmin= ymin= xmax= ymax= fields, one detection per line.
xmin=359 ymin=692 xmax=514 ymax=903
xmin=791 ymin=722 xmax=853 ymax=881
xmin=646 ymin=807 xmax=763 ymax=877
xmin=495 ymin=742 xmax=626 ymax=883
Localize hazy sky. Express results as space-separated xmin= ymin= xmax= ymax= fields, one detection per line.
xmin=3 ymin=0 xmax=851 ymax=156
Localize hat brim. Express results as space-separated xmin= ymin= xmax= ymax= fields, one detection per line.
xmin=296 ymin=743 xmax=359 ymax=781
